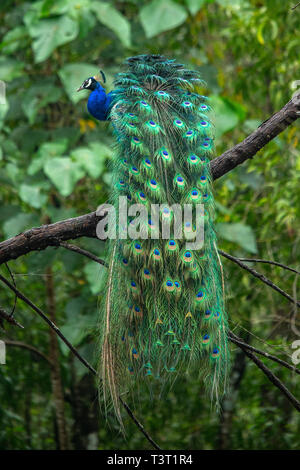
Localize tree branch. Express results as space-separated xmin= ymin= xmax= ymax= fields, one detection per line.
xmin=0 ymin=97 xmax=299 ymax=266
xmin=219 ymin=250 xmax=300 ymax=308
xmin=236 ymin=257 xmax=300 ymax=276
xmin=0 ymin=307 xmax=24 ymax=329
xmin=230 ymin=331 xmax=300 ymax=412
xmin=228 ymin=331 xmax=300 ymax=376
xmin=4 ymin=339 xmax=52 ymax=364
xmin=210 ymin=95 xmax=300 ymax=180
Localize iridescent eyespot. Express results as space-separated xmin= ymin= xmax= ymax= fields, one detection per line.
xmin=165 ymin=280 xmax=174 ymax=292
xmin=190 ymin=189 xmax=200 ymax=201
xmin=134 ymin=242 xmax=143 ymax=254
xmin=153 ymin=248 xmax=161 ymax=260
xmin=137 ymin=191 xmax=146 ymax=202
xmin=157 ymin=147 xmax=172 ymax=162
xmin=122 ymin=258 xmax=128 ymax=266
xmin=130 ymin=166 xmax=139 ymax=175
xmin=200 ymin=104 xmax=208 ymax=110
xmin=167 ymin=239 xmax=177 ymax=252
xmin=161 ymin=207 xmax=171 ymax=219
xmin=148 ymin=179 xmax=159 ymax=190
xmin=196 ymin=290 xmax=205 ymax=302
xmin=199 ymin=120 xmax=208 ymax=127
xmin=143 ymin=268 xmax=151 ymax=280
xmin=182 ymin=250 xmax=193 ymax=263
xmin=202 ymin=334 xmax=210 ymax=344
xmin=187 ymin=154 xmax=199 ymax=164
xmin=174 ymin=281 xmax=181 ymax=292
xmin=182 ymin=101 xmax=192 ymax=108
xmin=204 ymin=309 xmax=211 ymax=319
xmin=173 ymin=119 xmax=184 ymax=128
xmin=174 ymin=174 xmax=185 ymax=187
xmin=211 ymin=347 xmax=220 ymax=358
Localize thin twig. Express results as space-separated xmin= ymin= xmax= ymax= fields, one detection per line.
xmin=0 ymin=273 xmax=161 ymax=450
xmin=4 ymin=339 xmax=52 ymax=365
xmin=230 ymin=331 xmax=300 ymax=412
xmin=291 ymin=2 xmax=300 ymax=9
xmin=0 ymin=307 xmax=24 ymax=329
xmin=228 ymin=331 xmax=300 ymax=376
xmin=219 ymin=250 xmax=300 ymax=308
xmin=119 ymin=398 xmax=161 ymax=450
xmin=236 ymin=257 xmax=300 ymax=276
xmin=59 ymin=242 xmax=108 ymax=267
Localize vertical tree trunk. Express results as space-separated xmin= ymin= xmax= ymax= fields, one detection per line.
xmin=46 ymin=266 xmax=69 ymax=450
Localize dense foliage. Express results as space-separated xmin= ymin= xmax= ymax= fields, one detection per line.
xmin=0 ymin=0 xmax=299 ymax=450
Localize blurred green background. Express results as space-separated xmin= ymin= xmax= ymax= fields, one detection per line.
xmin=0 ymin=0 xmax=299 ymax=450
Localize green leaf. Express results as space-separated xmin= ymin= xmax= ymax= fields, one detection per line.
xmin=140 ymin=0 xmax=188 ymax=38
xmin=210 ymin=95 xmax=246 ymax=138
xmin=22 ymin=83 xmax=62 ymax=124
xmin=44 ymin=157 xmax=85 ymax=196
xmin=26 ymin=15 xmax=79 ymax=63
xmin=71 ymin=142 xmax=111 ymax=178
xmin=185 ymin=0 xmax=214 ymax=15
xmin=0 ymin=27 xmax=28 ymax=55
xmin=217 ymin=223 xmax=258 ymax=254
xmin=0 ymin=57 xmax=24 ymax=81
xmin=19 ymin=184 xmax=47 ymax=209
xmin=84 ymin=261 xmax=105 ymax=295
xmin=28 ymin=140 xmax=69 ymax=175
xmin=3 ymin=213 xmax=40 ymax=239
xmin=91 ymin=2 xmax=131 ymax=47
xmin=58 ymin=63 xmax=97 ymax=103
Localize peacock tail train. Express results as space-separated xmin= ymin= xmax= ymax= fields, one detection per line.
xmin=98 ymin=54 xmax=230 ymax=424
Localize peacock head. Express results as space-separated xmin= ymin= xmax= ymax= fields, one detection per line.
xmin=77 ymin=77 xmax=98 ymax=92
xmin=77 ymin=71 xmax=106 ymax=92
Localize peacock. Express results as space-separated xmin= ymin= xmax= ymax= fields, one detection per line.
xmin=77 ymin=54 xmax=230 ymax=425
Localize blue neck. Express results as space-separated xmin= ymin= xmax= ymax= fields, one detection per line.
xmin=87 ymin=83 xmax=112 ymax=121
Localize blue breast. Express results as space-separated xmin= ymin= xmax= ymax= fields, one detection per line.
xmin=87 ymin=84 xmax=113 ymax=121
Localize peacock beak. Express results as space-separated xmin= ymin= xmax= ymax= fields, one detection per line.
xmin=77 ymin=85 xmax=84 ymax=92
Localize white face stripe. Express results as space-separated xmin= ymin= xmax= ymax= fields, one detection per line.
xmin=86 ymin=78 xmax=92 ymax=88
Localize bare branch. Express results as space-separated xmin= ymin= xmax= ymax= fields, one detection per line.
xmin=236 ymin=257 xmax=300 ymax=276
xmin=210 ymin=95 xmax=300 ymax=180
xmin=59 ymin=242 xmax=108 ymax=267
xmin=231 ymin=330 xmax=300 ymax=412
xmin=219 ymin=250 xmax=300 ymax=308
xmin=0 ymin=307 xmax=24 ymax=329
xmin=228 ymin=331 xmax=300 ymax=376
xmin=291 ymin=2 xmax=300 ymax=9
xmin=4 ymin=339 xmax=52 ymax=364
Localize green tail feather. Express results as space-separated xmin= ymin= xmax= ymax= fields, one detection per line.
xmin=98 ymin=54 xmax=230 ymax=423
